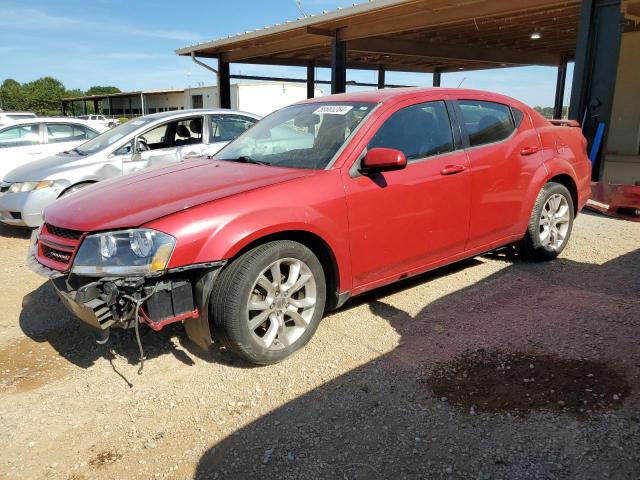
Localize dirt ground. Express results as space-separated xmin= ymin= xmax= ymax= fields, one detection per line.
xmin=0 ymin=211 xmax=639 ymax=480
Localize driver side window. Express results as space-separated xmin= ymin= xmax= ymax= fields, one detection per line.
xmin=368 ymin=101 xmax=454 ymax=162
xmin=141 ymin=124 xmax=168 ymax=147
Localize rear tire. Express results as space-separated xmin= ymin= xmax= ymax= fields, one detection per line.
xmin=210 ymin=240 xmax=326 ymax=364
xmin=519 ymin=182 xmax=574 ymax=261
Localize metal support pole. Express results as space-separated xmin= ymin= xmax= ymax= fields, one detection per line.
xmin=128 ymin=97 xmax=132 ymax=116
xmin=553 ymin=59 xmax=568 ymax=119
xmin=377 ymin=65 xmax=385 ymax=89
xmin=61 ymin=101 xmax=66 ymax=117
xmin=433 ymin=69 xmax=442 ymax=87
xmin=568 ymin=0 xmax=623 ymax=180
xmin=331 ymin=35 xmax=347 ymax=94
xmin=219 ymin=59 xmax=231 ymax=109
xmin=82 ymin=100 xmax=87 ymax=115
xmin=140 ymin=93 xmax=145 ymax=115
xmin=307 ymin=61 xmax=316 ymax=99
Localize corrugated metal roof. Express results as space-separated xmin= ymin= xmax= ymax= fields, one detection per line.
xmin=175 ymin=0 xmax=408 ymax=55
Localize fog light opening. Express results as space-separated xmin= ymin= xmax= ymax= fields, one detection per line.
xmin=95 ymin=328 xmax=110 ymax=345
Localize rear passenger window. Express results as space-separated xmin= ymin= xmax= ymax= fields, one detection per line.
xmin=368 ymin=100 xmax=454 ymax=161
xmin=210 ymin=115 xmax=257 ymax=142
xmin=458 ymin=100 xmax=515 ymax=147
xmin=46 ymin=124 xmax=96 ymax=143
xmin=511 ymin=107 xmax=525 ymax=127
xmin=0 ymin=124 xmax=40 ymax=148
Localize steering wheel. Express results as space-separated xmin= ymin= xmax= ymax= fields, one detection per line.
xmin=136 ymin=136 xmax=150 ymax=152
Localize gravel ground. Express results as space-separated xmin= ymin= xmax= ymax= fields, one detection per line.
xmin=0 ymin=211 xmax=639 ymax=479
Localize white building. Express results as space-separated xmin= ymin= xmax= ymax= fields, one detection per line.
xmin=62 ymin=82 xmax=323 ymax=118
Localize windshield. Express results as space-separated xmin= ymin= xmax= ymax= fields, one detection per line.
xmin=75 ymin=117 xmax=155 ymax=155
xmin=216 ymin=102 xmax=375 ymax=169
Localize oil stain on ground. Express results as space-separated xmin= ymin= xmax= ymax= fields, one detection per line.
xmin=423 ymin=349 xmax=630 ymax=416
xmin=88 ymin=449 xmax=122 ymax=469
xmin=0 ymin=337 xmax=69 ymax=392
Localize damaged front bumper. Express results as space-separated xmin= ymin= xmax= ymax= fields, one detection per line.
xmin=27 ymin=231 xmax=226 ymax=350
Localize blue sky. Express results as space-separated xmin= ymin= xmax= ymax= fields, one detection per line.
xmin=0 ymin=0 xmax=572 ymax=107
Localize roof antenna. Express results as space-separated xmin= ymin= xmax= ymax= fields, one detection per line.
xmin=296 ymin=0 xmax=308 ymax=17
xmin=457 ymin=77 xmax=467 ymax=88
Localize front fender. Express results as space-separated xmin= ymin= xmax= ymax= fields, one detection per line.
xmin=147 ymin=171 xmax=352 ymax=293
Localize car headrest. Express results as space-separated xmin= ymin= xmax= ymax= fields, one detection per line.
xmin=176 ymin=124 xmax=191 ymax=138
xmin=189 ymin=119 xmax=202 ymax=135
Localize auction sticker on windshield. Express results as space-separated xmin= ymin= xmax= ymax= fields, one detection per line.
xmin=313 ymin=105 xmax=353 ymax=115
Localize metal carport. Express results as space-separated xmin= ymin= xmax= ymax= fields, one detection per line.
xmin=177 ymin=0 xmax=637 ymax=196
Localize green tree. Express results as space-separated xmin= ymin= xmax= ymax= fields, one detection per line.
xmin=0 ymin=79 xmax=26 ymax=111
xmin=86 ymin=86 xmax=121 ymax=96
xmin=22 ymin=77 xmax=67 ymax=116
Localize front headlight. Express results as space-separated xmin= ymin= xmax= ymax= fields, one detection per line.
xmin=72 ymin=229 xmax=176 ymax=276
xmin=9 ymin=181 xmax=55 ymax=193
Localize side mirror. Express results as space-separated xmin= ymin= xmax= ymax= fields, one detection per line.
xmin=359 ymin=148 xmax=407 ymax=174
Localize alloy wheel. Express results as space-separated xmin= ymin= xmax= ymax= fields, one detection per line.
xmin=246 ymin=257 xmax=317 ymax=351
xmin=539 ymin=193 xmax=570 ymax=251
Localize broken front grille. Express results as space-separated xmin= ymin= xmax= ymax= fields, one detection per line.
xmin=44 ymin=223 xmax=83 ymax=240
xmin=36 ymin=223 xmax=86 ymax=271
xmin=42 ymin=245 xmax=73 ymax=264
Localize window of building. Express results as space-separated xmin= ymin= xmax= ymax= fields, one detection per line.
xmin=192 ymin=94 xmax=203 ymax=109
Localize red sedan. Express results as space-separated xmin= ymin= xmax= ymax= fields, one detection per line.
xmin=30 ymin=88 xmax=591 ymax=365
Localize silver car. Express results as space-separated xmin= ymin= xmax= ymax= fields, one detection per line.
xmin=0 ymin=109 xmax=260 ymax=227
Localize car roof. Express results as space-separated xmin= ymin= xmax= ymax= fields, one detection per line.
xmin=0 ymin=117 xmax=99 ymax=128
xmin=142 ymin=108 xmax=261 ymax=120
xmin=0 ymin=111 xmax=36 ymax=116
xmin=300 ymin=87 xmax=527 ymax=109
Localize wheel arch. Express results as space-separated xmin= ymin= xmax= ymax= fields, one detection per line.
xmin=58 ymin=180 xmax=98 ymax=198
xmin=545 ymin=173 xmax=579 ymax=215
xmin=229 ymin=229 xmax=343 ymax=311
xmin=515 ymin=162 xmax=580 ymax=237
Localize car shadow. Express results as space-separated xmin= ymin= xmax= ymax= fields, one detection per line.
xmin=0 ymin=222 xmax=33 ymax=239
xmin=18 ymin=282 xmax=247 ymax=376
xmin=17 ymin=257 xmax=484 ymax=378
xmin=193 ymin=249 xmax=640 ymax=479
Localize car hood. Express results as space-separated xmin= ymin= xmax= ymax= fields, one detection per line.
xmin=4 ymin=151 xmax=94 ymax=182
xmin=43 ymin=158 xmax=317 ymax=231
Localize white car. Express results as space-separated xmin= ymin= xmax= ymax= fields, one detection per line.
xmin=0 ymin=109 xmax=260 ymax=227
xmin=0 ymin=111 xmax=37 ymax=128
xmin=0 ymin=118 xmax=108 ymax=181
xmin=77 ymin=115 xmax=120 ymax=129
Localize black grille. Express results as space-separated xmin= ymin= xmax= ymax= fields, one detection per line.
xmin=0 ymin=186 xmax=8 ymax=193
xmin=42 ymin=245 xmax=72 ymax=264
xmin=45 ymin=223 xmax=83 ymax=240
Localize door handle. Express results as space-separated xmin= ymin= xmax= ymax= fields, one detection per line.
xmin=440 ymin=164 xmax=465 ymax=175
xmin=520 ymin=146 xmax=540 ymax=156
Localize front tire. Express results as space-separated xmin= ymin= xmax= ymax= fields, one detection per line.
xmin=520 ymin=182 xmax=574 ymax=261
xmin=210 ymin=240 xmax=326 ymax=364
